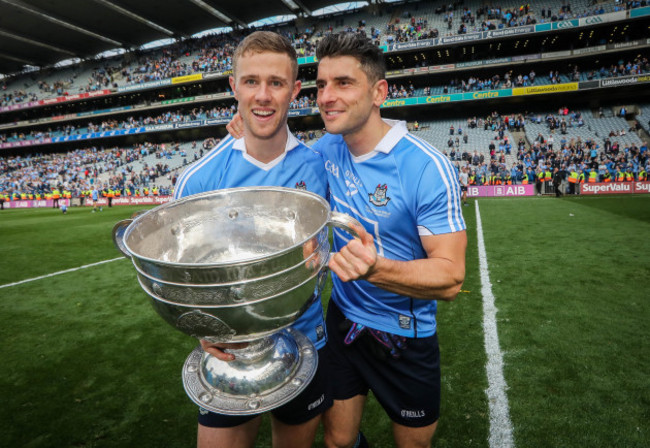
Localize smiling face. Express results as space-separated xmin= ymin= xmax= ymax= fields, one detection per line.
xmin=230 ymin=51 xmax=301 ymax=150
xmin=316 ymin=55 xmax=387 ymax=141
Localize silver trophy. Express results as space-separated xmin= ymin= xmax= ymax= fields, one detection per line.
xmin=112 ymin=186 xmax=359 ymax=415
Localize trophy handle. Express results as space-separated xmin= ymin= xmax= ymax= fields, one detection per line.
xmin=327 ymin=211 xmax=361 ymax=240
xmin=112 ymin=219 xmax=133 ymax=258
xmin=111 ymin=211 xmax=150 ymax=259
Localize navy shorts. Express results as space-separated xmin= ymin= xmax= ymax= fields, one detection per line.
xmin=198 ymin=346 xmax=332 ymax=428
xmin=325 ymin=300 xmax=441 ymax=427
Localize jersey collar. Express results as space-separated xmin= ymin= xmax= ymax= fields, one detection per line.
xmin=232 ymin=127 xmax=300 ymax=171
xmin=352 ymin=119 xmax=408 ymax=163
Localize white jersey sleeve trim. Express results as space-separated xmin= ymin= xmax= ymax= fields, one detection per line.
xmin=405 ymin=134 xmax=465 ymax=233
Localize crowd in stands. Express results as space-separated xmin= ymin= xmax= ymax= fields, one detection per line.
xmin=436 ymin=55 xmax=650 ymax=95
xmin=385 ymin=2 xmax=642 ymax=42
xmin=290 ymin=94 xmax=317 ymax=109
xmin=2 ymin=0 xmax=649 ymax=108
xmin=1 ymin=104 xmax=648 ymax=204
xmin=0 ymin=105 xmax=235 ymax=143
xmin=0 ymin=140 xmax=193 ymax=201
xmin=1 ymin=2 xmax=649 ymax=203
xmin=5 ymin=53 xmax=650 ymax=145
xmin=445 ymin=108 xmax=649 ymax=189
xmin=124 ymin=34 xmax=239 ymax=84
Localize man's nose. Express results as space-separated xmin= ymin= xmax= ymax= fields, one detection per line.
xmin=255 ymin=83 xmax=272 ymax=101
xmin=318 ymin=84 xmax=334 ymax=104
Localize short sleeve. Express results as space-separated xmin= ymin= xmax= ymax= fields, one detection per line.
xmin=415 ymin=158 xmax=465 ymax=235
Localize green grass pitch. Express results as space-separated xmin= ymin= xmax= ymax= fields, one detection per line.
xmin=0 ymin=195 xmax=648 ymax=447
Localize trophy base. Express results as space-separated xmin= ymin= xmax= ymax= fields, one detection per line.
xmin=182 ymin=328 xmax=318 ymax=415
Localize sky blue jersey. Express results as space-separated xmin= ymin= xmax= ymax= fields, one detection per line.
xmin=173 ymin=131 xmax=329 ymax=349
xmin=312 ymin=120 xmax=466 ymax=338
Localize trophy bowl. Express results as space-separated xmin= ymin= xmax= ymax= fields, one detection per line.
xmin=112 ymin=186 xmax=359 ymax=415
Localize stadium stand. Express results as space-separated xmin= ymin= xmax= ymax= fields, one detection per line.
xmin=0 ymin=0 xmax=649 ymax=203
xmin=3 ymin=1 xmax=650 ymax=107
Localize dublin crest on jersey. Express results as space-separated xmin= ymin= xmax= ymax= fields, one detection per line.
xmin=295 ymin=180 xmax=307 ymax=190
xmin=369 ymin=184 xmax=391 ymax=206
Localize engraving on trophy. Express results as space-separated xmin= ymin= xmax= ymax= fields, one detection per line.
xmin=152 ymin=282 xmax=163 ymax=296
xmin=177 ymin=310 xmax=236 ymax=340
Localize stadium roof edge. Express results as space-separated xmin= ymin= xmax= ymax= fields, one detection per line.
xmin=0 ymin=0 xmax=366 ymax=77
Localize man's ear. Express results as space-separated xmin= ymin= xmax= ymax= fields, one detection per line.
xmin=373 ymin=79 xmax=388 ymax=107
xmin=229 ymin=76 xmax=238 ymax=101
xmin=291 ymin=80 xmax=302 ymax=102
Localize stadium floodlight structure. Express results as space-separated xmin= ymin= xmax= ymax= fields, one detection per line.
xmin=90 ymin=0 xmax=176 ymax=37
xmin=280 ymin=0 xmax=312 ymax=16
xmin=0 ymin=28 xmax=76 ymax=58
xmin=0 ymin=0 xmax=123 ymax=47
xmin=188 ymin=0 xmax=246 ymax=29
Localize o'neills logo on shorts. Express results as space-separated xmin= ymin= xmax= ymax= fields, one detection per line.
xmin=401 ymin=409 xmax=426 ymax=418
xmin=308 ymin=394 xmax=325 ymax=411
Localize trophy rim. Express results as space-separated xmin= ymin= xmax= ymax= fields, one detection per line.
xmin=130 ymin=237 xmax=328 ymax=288
xmin=136 ymin=263 xmax=324 ymax=309
xmin=122 ymin=186 xmax=330 ymax=269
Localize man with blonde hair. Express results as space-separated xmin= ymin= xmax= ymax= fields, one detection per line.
xmin=174 ymin=31 xmax=332 ymax=448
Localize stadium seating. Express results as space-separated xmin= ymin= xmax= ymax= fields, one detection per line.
xmin=1 ymin=0 xmax=640 ymax=107
xmin=1 ymin=0 xmax=649 ymax=201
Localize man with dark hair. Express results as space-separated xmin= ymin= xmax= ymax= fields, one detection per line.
xmin=176 ymin=31 xmax=332 ymax=448
xmin=313 ymin=33 xmax=467 ymax=448
xmin=226 ymin=33 xmax=467 ymax=447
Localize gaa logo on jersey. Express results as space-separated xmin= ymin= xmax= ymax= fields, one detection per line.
xmin=295 ymin=180 xmax=307 ymax=190
xmin=369 ymin=184 xmax=391 ymax=207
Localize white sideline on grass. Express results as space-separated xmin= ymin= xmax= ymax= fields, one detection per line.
xmin=475 ymin=200 xmax=515 ymax=448
xmin=0 ymin=257 xmax=124 ymax=289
